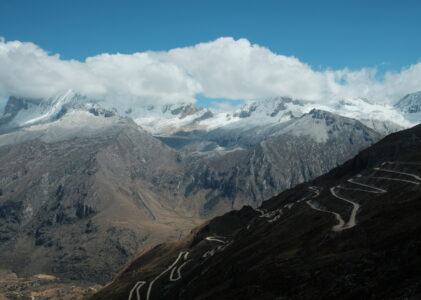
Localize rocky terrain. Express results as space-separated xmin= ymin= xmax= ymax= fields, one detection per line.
xmin=0 ymin=269 xmax=100 ymax=300
xmin=180 ymin=109 xmax=383 ymax=214
xmin=92 ymin=123 xmax=421 ymax=300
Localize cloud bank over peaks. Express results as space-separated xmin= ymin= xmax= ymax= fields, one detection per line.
xmin=0 ymin=37 xmax=420 ymax=111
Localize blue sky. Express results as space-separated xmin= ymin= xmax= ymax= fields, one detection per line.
xmin=0 ymin=0 xmax=420 ymax=108
xmin=1 ymin=0 xmax=420 ymax=70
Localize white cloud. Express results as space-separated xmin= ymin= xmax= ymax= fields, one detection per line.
xmin=0 ymin=37 xmax=420 ymax=111
xmin=0 ymin=39 xmax=201 ymax=109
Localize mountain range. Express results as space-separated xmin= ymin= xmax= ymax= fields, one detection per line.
xmin=0 ymin=90 xmax=419 ymax=287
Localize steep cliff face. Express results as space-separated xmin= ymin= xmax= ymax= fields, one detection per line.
xmin=92 ymin=124 xmax=421 ymax=300
xmin=180 ymin=109 xmax=382 ymax=216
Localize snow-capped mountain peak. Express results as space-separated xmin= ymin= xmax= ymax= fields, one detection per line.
xmin=278 ymin=109 xmax=377 ymax=143
xmin=232 ymin=96 xmax=308 ymax=119
xmin=394 ymin=91 xmax=421 ymax=125
xmin=324 ymin=97 xmax=413 ymax=131
xmin=0 ymin=89 xmax=117 ymax=134
xmin=395 ymin=91 xmax=421 ymax=113
xmin=1 ymin=90 xmax=418 ymax=137
xmin=196 ymin=97 xmax=315 ymax=132
xmin=129 ymin=102 xmax=214 ymax=134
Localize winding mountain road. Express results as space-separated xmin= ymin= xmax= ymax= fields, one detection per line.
xmin=169 ymin=252 xmax=190 ymax=281
xmin=329 ymin=186 xmax=360 ymax=230
xmin=169 ymin=260 xmax=191 ymax=282
xmin=306 ymin=199 xmax=345 ymax=231
xmin=347 ymin=178 xmax=387 ymax=193
xmin=205 ymin=237 xmax=226 ymax=244
xmin=145 ymin=251 xmax=189 ymax=300
xmin=260 ymin=186 xmax=320 ymax=223
xmin=128 ymin=281 xmax=146 ymax=300
xmin=374 ymin=167 xmax=421 ymax=181
xmin=367 ymin=176 xmax=420 ymax=185
xmin=127 ymin=162 xmax=420 ymax=299
xmin=203 ymin=236 xmax=232 ymax=258
xmin=309 ymin=181 xmax=372 ymax=231
xmin=129 ymin=235 xmax=237 ymax=298
xmin=382 ymin=161 xmax=421 ymax=166
xmin=305 ymin=162 xmax=420 ymax=231
xmin=329 ymin=178 xmax=388 ymax=230
xmin=128 ymin=251 xmax=189 ymax=300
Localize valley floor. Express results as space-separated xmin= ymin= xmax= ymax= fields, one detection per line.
xmin=0 ymin=269 xmax=100 ymax=300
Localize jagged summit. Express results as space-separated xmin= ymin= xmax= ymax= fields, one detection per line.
xmin=395 ymin=91 xmax=421 ymax=114
xmin=308 ymin=108 xmax=338 ymax=119
xmin=328 ymin=97 xmax=412 ymax=129
xmin=189 ymin=97 xmax=314 ymax=133
xmin=278 ymin=108 xmax=380 ymax=143
xmin=0 ymin=90 xmax=117 ymax=134
xmin=129 ymin=102 xmax=213 ymax=134
xmin=232 ymin=96 xmax=308 ymax=119
xmin=394 ymin=91 xmax=421 ymax=125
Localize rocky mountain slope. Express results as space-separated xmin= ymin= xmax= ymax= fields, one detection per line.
xmin=0 ymin=107 xmax=201 ymax=284
xmin=92 ymin=123 xmax=421 ymax=300
xmin=180 ymin=109 xmax=383 ymax=215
